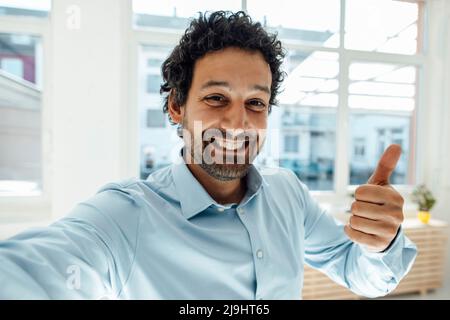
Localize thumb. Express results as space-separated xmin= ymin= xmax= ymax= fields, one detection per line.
xmin=367 ymin=144 xmax=402 ymax=186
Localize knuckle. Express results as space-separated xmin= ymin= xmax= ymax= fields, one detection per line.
xmin=349 ymin=216 xmax=358 ymax=228
xmin=344 ymin=225 xmax=354 ymax=239
xmin=364 ymin=237 xmax=376 ymax=249
xmin=344 ymin=224 xmax=350 ymax=235
xmin=373 ymin=237 xmax=385 ymax=249
xmin=355 ymin=185 xmax=366 ymax=199
xmin=392 ymin=225 xmax=400 ymax=235
xmin=386 ymin=224 xmax=398 ymax=237
xmin=351 ymin=201 xmax=358 ymax=213
xmin=396 ymin=212 xmax=404 ymax=224
xmin=384 ymin=238 xmax=392 ymax=249
xmin=391 ymin=211 xmax=404 ymax=225
xmin=353 ymin=232 xmax=362 ymax=243
xmin=394 ymin=193 xmax=404 ymax=206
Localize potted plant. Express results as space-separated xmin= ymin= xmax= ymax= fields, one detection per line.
xmin=411 ymin=184 xmax=436 ymax=224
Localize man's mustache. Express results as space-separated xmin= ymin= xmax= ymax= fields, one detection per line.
xmin=199 ymin=128 xmax=261 ymax=144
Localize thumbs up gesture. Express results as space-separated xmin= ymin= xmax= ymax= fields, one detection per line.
xmin=344 ymin=144 xmax=405 ymax=252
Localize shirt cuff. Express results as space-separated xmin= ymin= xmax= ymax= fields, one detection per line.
xmin=380 ymin=225 xmax=402 ymax=253
xmin=362 ymin=226 xmax=418 ymax=284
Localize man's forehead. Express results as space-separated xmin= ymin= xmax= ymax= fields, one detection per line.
xmin=192 ymin=49 xmax=272 ymax=88
xmin=199 ymin=80 xmax=270 ymax=94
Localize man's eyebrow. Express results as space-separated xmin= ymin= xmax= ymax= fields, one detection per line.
xmin=200 ymin=80 xmax=231 ymax=90
xmin=252 ymin=84 xmax=271 ymax=94
xmin=200 ymin=80 xmax=271 ymax=95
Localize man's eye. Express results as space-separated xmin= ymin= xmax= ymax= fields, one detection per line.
xmin=205 ymin=95 xmax=226 ymax=103
xmin=247 ymin=100 xmax=267 ymax=109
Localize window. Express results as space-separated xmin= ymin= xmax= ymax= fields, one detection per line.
xmin=0 ymin=32 xmax=43 ymax=196
xmin=353 ymin=138 xmax=366 ymax=159
xmin=348 ymin=62 xmax=416 ymax=185
xmin=147 ymin=58 xmax=162 ymax=68
xmin=0 ymin=33 xmax=41 ymax=85
xmin=1 ymin=58 xmax=23 ymax=78
xmin=146 ymin=74 xmax=162 ymax=94
xmin=276 ymin=50 xmax=338 ymax=191
xmin=138 ymin=45 xmax=178 ymax=179
xmin=345 ymin=0 xmax=419 ymax=55
xmin=133 ymin=0 xmax=241 ymax=29
xmin=247 ymin=0 xmax=340 ymax=47
xmin=132 ymin=0 xmax=424 ymax=192
xmin=0 ymin=0 xmax=51 ymax=18
xmin=0 ymin=1 xmax=49 ymax=200
xmin=284 ymin=135 xmax=299 ymax=153
xmin=147 ymin=109 xmax=166 ymax=128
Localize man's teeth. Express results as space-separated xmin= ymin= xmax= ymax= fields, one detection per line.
xmin=214 ymin=138 xmax=245 ymax=150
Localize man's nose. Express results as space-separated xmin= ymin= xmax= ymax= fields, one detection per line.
xmin=221 ymin=101 xmax=248 ymax=130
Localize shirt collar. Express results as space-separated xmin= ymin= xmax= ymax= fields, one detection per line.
xmin=170 ymin=149 xmax=268 ymax=219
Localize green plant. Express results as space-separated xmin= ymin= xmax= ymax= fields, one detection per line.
xmin=411 ymin=184 xmax=436 ymax=211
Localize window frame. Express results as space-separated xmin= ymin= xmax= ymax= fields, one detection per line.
xmin=0 ymin=14 xmax=52 ymax=221
xmin=129 ymin=0 xmax=427 ymax=207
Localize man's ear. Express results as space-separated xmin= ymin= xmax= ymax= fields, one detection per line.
xmin=167 ymin=90 xmax=184 ymax=124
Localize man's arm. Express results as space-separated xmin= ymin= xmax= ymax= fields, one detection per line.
xmin=301 ymin=188 xmax=417 ymax=298
xmin=297 ymin=145 xmax=417 ymax=298
xmin=0 ymin=186 xmax=139 ymax=299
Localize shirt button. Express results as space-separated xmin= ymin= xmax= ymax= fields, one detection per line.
xmin=256 ymin=249 xmax=264 ymax=259
xmin=217 ymin=207 xmax=225 ymax=212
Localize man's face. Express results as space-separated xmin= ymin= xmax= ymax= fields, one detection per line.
xmin=177 ymin=47 xmax=272 ymax=181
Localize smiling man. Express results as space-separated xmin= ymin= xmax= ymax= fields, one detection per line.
xmin=0 ymin=11 xmax=416 ymax=299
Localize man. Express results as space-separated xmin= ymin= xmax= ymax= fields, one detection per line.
xmin=0 ymin=11 xmax=416 ymax=299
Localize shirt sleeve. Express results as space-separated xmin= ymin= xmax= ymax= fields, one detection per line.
xmin=0 ymin=186 xmax=141 ymax=299
xmin=292 ymin=173 xmax=418 ymax=298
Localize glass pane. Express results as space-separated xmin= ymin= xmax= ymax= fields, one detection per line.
xmin=345 ymin=0 xmax=420 ymax=54
xmin=0 ymin=0 xmax=51 ymax=17
xmin=133 ymin=0 xmax=242 ymax=29
xmin=272 ymin=50 xmax=338 ymax=191
xmin=247 ymin=0 xmax=340 ymax=47
xmin=348 ymin=61 xmax=417 ymax=186
xmin=0 ymin=33 xmax=42 ymax=196
xmin=139 ymin=45 xmax=178 ymax=179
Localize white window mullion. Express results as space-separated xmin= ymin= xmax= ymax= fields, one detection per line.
xmin=334 ymin=0 xmax=350 ymax=197
xmin=241 ymin=0 xmax=247 ymax=12
xmin=40 ymin=21 xmax=52 ymax=210
xmin=0 ymin=16 xmax=48 ymax=35
xmin=120 ymin=0 xmax=140 ymax=179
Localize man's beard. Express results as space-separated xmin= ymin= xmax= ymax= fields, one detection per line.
xmin=198 ymin=161 xmax=251 ymax=181
xmin=183 ymin=125 xmax=263 ymax=181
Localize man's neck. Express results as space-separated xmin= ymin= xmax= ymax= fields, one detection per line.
xmin=184 ymin=159 xmax=247 ymax=205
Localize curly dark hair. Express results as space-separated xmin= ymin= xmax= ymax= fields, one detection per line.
xmin=160 ymin=10 xmax=286 ymax=124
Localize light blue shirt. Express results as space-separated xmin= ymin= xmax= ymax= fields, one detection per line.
xmin=0 ymin=154 xmax=417 ymax=299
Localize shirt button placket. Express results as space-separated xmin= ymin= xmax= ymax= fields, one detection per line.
xmin=238 ymin=206 xmax=265 ymax=299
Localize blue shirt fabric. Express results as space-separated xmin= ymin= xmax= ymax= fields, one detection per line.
xmin=0 ymin=156 xmax=417 ymax=299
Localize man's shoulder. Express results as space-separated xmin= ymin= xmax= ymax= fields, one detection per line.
xmin=63 ymin=178 xmax=146 ymax=227
xmin=256 ymin=165 xmax=309 ymax=198
xmin=94 ymin=164 xmax=174 ymax=204
xmin=59 ymin=166 xmax=176 ymax=240
xmin=257 ymin=165 xmax=303 ymax=186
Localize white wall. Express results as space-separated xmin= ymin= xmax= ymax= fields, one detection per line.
xmin=420 ymin=0 xmax=450 ymax=294
xmin=421 ymin=0 xmax=450 ymax=224
xmin=49 ymin=0 xmax=132 ymax=217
